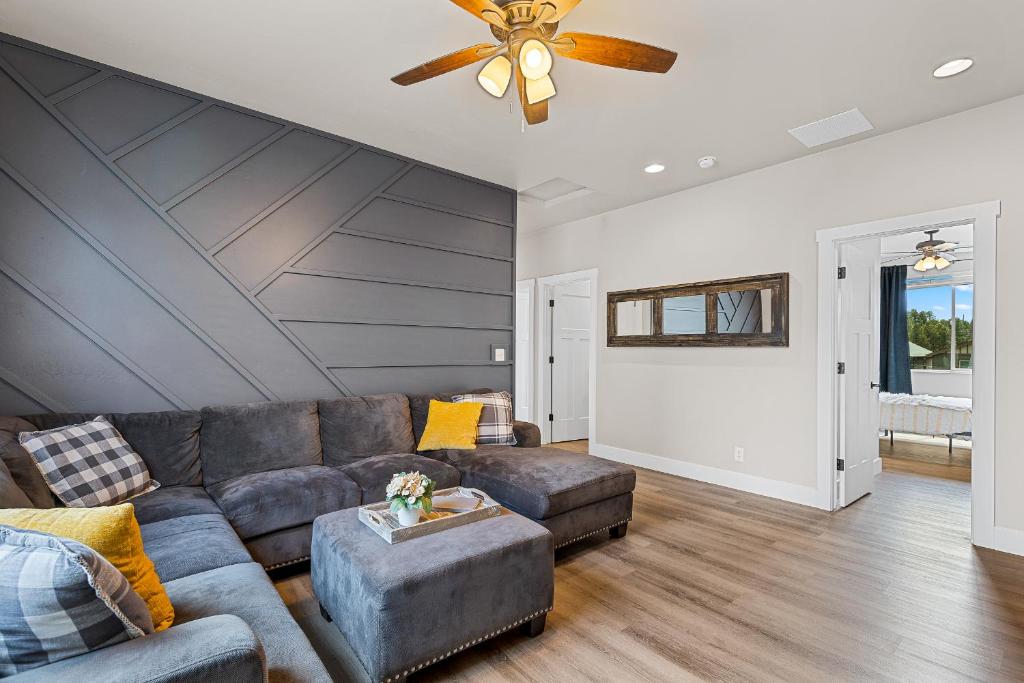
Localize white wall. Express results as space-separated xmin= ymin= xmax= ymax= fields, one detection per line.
xmin=517 ymin=95 xmax=1024 ymax=531
xmin=912 ymin=370 xmax=971 ymax=398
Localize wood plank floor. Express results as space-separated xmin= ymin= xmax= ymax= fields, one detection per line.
xmin=880 ymin=436 xmax=972 ymax=482
xmin=275 ymin=456 xmax=1024 ymax=682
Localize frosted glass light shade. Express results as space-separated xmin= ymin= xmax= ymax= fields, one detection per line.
xmin=478 ymin=56 xmax=512 ymax=97
xmin=519 ymin=39 xmax=552 ymax=80
xmin=525 ymin=74 xmax=556 ymax=104
xmin=935 ymin=256 xmax=952 ymax=270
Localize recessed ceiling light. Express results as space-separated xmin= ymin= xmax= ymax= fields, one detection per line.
xmin=697 ymin=156 xmax=717 ymax=170
xmin=644 ymin=163 xmax=666 ymax=174
xmin=933 ymin=58 xmax=973 ymax=79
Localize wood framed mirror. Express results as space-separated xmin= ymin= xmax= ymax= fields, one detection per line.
xmin=607 ymin=273 xmax=789 ymax=347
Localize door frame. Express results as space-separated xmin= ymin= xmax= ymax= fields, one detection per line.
xmin=535 ymin=268 xmax=599 ymax=445
xmin=815 ymin=201 xmax=1000 ymax=550
xmin=514 ymin=278 xmax=536 ymax=422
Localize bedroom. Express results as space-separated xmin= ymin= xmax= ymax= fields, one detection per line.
xmin=878 ymin=223 xmax=974 ymax=482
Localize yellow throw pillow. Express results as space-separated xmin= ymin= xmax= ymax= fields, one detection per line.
xmin=417 ymin=400 xmax=484 ymax=451
xmin=0 ymin=503 xmax=174 ymax=631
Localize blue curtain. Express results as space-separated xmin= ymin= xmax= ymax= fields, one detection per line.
xmin=879 ymin=265 xmax=912 ymax=394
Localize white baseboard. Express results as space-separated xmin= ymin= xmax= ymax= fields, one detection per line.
xmin=591 ymin=442 xmax=826 ymax=510
xmin=986 ymin=525 xmax=1024 ymax=557
xmin=873 ymin=457 xmax=883 ymax=475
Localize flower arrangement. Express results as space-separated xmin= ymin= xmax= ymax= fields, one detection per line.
xmin=386 ymin=472 xmax=435 ymax=523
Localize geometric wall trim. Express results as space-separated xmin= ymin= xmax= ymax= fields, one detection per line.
xmin=0 ymin=33 xmax=516 ymax=414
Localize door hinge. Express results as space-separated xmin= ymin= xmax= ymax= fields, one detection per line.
xmin=837 ymin=362 xmax=846 ymax=375
xmin=837 ymin=266 xmax=847 ymax=280
xmin=837 ymin=458 xmax=845 ymax=471
xmin=548 ymin=413 xmax=554 ymax=422
xmin=548 ymin=355 xmax=554 ymax=364
xmin=548 ymin=299 xmax=555 ymax=308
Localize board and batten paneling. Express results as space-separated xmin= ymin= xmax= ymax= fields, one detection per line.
xmin=0 ymin=33 xmax=515 ymax=414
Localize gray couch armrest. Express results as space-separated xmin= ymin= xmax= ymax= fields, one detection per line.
xmin=8 ymin=615 xmax=266 ymax=683
xmin=513 ymin=420 xmax=541 ymax=448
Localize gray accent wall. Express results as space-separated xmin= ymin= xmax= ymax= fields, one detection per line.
xmin=0 ymin=34 xmax=516 ymax=414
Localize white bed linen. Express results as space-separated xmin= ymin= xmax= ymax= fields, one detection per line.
xmin=879 ymin=392 xmax=972 ymax=436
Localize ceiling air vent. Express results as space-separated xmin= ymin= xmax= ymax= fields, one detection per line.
xmin=788 ymin=108 xmax=874 ymax=148
xmin=520 ymin=177 xmax=593 ymax=207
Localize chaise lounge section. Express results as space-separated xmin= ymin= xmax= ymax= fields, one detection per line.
xmin=1 ymin=388 xmax=635 ymax=681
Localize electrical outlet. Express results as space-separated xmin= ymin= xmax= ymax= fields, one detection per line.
xmin=734 ymin=447 xmax=745 ymax=463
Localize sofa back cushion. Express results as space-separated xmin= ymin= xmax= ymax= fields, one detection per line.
xmin=319 ymin=394 xmax=415 ymax=467
xmin=20 ymin=411 xmax=202 ymax=488
xmin=0 ymin=458 xmax=32 ymax=508
xmin=1 ymin=417 xmax=53 ymax=508
xmin=407 ymin=389 xmax=492 ymax=445
xmin=200 ymin=400 xmax=321 ymax=486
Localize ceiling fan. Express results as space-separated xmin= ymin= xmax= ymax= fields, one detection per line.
xmin=882 ymin=229 xmax=971 ymax=272
xmin=390 ymin=0 xmax=678 ymax=125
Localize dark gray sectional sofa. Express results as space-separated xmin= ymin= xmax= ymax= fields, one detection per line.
xmin=0 ymin=390 xmax=635 ymax=681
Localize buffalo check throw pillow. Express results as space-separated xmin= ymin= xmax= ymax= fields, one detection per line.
xmin=452 ymin=391 xmax=517 ymax=446
xmin=18 ymin=417 xmax=159 ymax=508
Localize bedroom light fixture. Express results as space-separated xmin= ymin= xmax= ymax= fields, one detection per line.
xmin=644 ymin=163 xmax=666 ymax=174
xmin=697 ymin=156 xmax=717 ymax=169
xmin=478 ymin=55 xmax=512 ymax=97
xmin=933 ymin=58 xmax=973 ymax=78
xmin=519 ymin=39 xmax=553 ymax=80
xmin=525 ymin=73 xmax=556 ymax=104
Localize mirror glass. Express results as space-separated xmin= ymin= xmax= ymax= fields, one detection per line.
xmin=716 ymin=289 xmax=773 ymax=334
xmin=662 ymin=295 xmax=706 ymax=334
xmin=615 ymin=300 xmax=653 ymax=336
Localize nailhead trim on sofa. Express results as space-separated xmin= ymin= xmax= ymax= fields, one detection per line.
xmin=379 ymin=606 xmax=553 ymax=683
xmin=554 ymin=518 xmax=632 ymax=549
xmin=265 ymin=555 xmax=310 ymax=571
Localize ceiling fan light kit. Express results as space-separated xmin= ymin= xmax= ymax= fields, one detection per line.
xmin=478 ymin=55 xmax=513 ymax=96
xmin=392 ymin=0 xmax=678 ymax=125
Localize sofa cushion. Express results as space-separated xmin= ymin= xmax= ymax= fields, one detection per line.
xmin=130 ymin=486 xmax=221 ymax=526
xmin=164 ymin=561 xmax=332 ymax=682
xmin=244 ymin=523 xmax=313 ymax=569
xmin=431 ymin=446 xmax=636 ymax=519
xmin=207 ymin=465 xmax=360 ymax=539
xmin=340 ymin=453 xmax=461 ymax=504
xmin=319 ymin=393 xmax=415 ymax=467
xmin=0 ymin=457 xmax=32 ymax=508
xmin=0 ymin=416 xmax=53 ymax=508
xmin=407 ymin=388 xmax=492 ymax=445
xmin=200 ymin=400 xmax=321 ymax=486
xmin=140 ymin=513 xmax=251 ymax=582
xmin=20 ymin=411 xmax=202 ymax=488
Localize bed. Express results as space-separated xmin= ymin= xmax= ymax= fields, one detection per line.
xmin=879 ymin=392 xmax=972 ymax=452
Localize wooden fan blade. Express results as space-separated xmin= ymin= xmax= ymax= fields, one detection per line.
xmin=552 ymin=32 xmax=678 ymax=73
xmin=449 ymin=0 xmax=508 ymax=28
xmin=515 ymin=62 xmax=548 ymax=125
xmin=391 ymin=44 xmax=501 ymax=86
xmin=530 ymin=0 xmax=582 ymax=23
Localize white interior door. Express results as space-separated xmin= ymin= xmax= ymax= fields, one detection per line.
xmin=838 ymin=237 xmax=881 ymax=506
xmin=550 ymin=279 xmax=591 ymax=442
xmin=514 ymin=280 xmax=534 ymax=422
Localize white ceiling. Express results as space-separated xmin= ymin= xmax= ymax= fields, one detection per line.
xmin=3 ymin=1 xmax=1024 ymax=232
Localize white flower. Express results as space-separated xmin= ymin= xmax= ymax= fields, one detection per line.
xmin=408 ymin=496 xmax=417 ymax=504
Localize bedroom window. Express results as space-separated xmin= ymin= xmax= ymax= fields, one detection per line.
xmin=906 ymin=283 xmax=973 ymax=371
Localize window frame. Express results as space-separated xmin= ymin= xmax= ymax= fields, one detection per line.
xmin=906 ymin=276 xmax=973 ymax=374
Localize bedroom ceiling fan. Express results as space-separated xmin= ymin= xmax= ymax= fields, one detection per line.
xmin=882 ymin=229 xmax=971 ymax=272
xmin=390 ymin=0 xmax=678 ymax=125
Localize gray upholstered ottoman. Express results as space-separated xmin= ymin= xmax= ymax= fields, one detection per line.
xmin=312 ymin=508 xmax=554 ymax=683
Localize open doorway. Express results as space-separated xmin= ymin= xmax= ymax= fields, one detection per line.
xmin=533 ymin=269 xmax=598 ymax=447
xmin=816 ymin=202 xmax=999 ymax=551
xmin=878 ymin=224 xmax=974 ymax=482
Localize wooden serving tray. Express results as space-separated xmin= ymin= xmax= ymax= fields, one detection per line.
xmin=357 ymin=487 xmax=501 ymax=544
